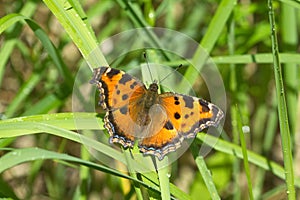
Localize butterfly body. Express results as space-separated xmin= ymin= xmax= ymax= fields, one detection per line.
xmin=91 ymin=66 xmax=223 ymax=160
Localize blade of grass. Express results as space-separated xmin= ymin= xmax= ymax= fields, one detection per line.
xmin=281 ymin=3 xmax=298 ymax=138
xmin=79 ymin=146 xmax=91 ymax=199
xmin=115 ymin=0 xmax=171 ymax=60
xmin=1 ymin=113 xmax=300 ymax=189
xmin=196 ymin=133 xmax=300 ymax=188
xmin=42 ymin=0 xmax=107 ymax=68
xmin=162 ymin=53 xmax=300 ymax=67
xmin=124 ymin=150 xmax=144 ymax=200
xmin=0 ymin=138 xmax=15 ymax=148
xmin=261 ymin=185 xmax=287 ymax=199
xmin=26 ymin=19 xmax=74 ymax=90
xmin=268 ymin=0 xmax=295 ymax=199
xmin=86 ymin=1 xmax=119 ymax=41
xmin=0 ymin=1 xmax=36 ymax=85
xmin=0 ymin=178 xmax=18 ymax=199
xmin=0 ymin=113 xmax=190 ymax=199
xmin=156 ymin=157 xmax=170 ymax=200
xmin=1 ymin=14 xmax=80 ymax=117
xmin=0 ymin=147 xmax=160 ymax=194
xmin=228 ymin=12 xmax=241 ymax=200
xmin=21 ymin=94 xmax=62 ymax=116
xmin=253 ymin=89 xmax=278 ymax=198
xmin=237 ymin=106 xmax=254 ymax=200
xmin=178 ymin=0 xmax=237 ymax=91
xmin=0 ymin=13 xmax=27 ymax=34
xmin=278 ymin=0 xmax=300 ymax=9
xmin=190 ymin=143 xmax=221 ymax=200
xmin=212 ymin=53 xmax=300 ymax=64
xmin=142 ymin=50 xmax=171 ymax=200
xmin=5 ymin=63 xmax=47 ymax=117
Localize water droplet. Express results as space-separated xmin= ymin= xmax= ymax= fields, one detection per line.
xmin=242 ymin=126 xmax=250 ymax=134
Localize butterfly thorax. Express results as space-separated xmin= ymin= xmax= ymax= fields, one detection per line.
xmin=144 ymin=83 xmax=159 ymax=109
xmin=132 ymin=83 xmax=161 ymax=127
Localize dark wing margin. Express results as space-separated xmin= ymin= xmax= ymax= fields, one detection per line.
xmin=138 ymin=93 xmax=224 ymax=160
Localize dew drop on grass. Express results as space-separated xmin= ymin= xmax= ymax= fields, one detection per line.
xmin=242 ymin=126 xmax=250 ymax=134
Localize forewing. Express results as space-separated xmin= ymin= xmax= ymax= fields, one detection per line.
xmin=91 ymin=67 xmax=147 ymax=147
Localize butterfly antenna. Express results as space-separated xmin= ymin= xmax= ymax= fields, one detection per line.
xmin=159 ymin=64 xmax=183 ymax=83
xmin=143 ymin=52 xmax=154 ymax=82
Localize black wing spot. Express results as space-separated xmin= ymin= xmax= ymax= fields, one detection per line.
xmin=183 ymin=95 xmax=194 ymax=108
xmin=130 ymin=81 xmax=138 ymax=89
xmin=199 ymin=99 xmax=210 ymax=112
xmin=174 ymin=96 xmax=180 ymax=105
xmin=164 ymin=121 xmax=174 ymax=130
xmin=122 ymin=94 xmax=128 ymax=100
xmin=120 ymin=106 xmax=128 ymax=115
xmin=106 ymin=68 xmax=120 ymax=79
xmin=174 ymin=112 xmax=181 ymax=120
xmin=119 ymin=74 xmax=132 ymax=85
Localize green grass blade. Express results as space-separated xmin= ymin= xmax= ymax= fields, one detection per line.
xmin=253 ymin=90 xmax=279 ymax=198
xmin=281 ymin=3 xmax=298 ymax=137
xmin=79 ymin=147 xmax=91 ymax=199
xmin=0 ymin=13 xmax=27 ymax=34
xmin=21 ymin=95 xmax=62 ymax=116
xmin=196 ymin=133 xmax=300 ymax=188
xmin=115 ymin=0 xmax=149 ymax=28
xmin=213 ymin=53 xmax=300 ymax=64
xmin=190 ymin=142 xmax=220 ymax=199
xmin=42 ymin=0 xmax=107 ymax=67
xmin=0 ymin=39 xmax=18 ymax=88
xmin=0 ymin=113 xmax=191 ymax=199
xmin=5 ymin=66 xmax=46 ymax=117
xmin=0 ymin=147 xmax=160 ymax=194
xmin=196 ymin=156 xmax=220 ymax=199
xmin=0 ymin=177 xmax=18 ymax=199
xmin=1 ymin=113 xmax=300 ymax=189
xmin=0 ymin=1 xmax=36 ymax=84
xmin=237 ymin=106 xmax=254 ymax=200
xmin=163 ymin=53 xmax=300 ymax=67
xmin=268 ymin=0 xmax=295 ymax=199
xmin=1 ymin=13 xmax=76 ymax=117
xmin=278 ymin=0 xmax=300 ymax=9
xmin=124 ymin=150 xmax=144 ymax=200
xmin=178 ymin=0 xmax=237 ymax=91
xmin=227 ymin=12 xmax=242 ymax=200
xmin=156 ymin=158 xmax=171 ymax=200
xmin=27 ymin=19 xmax=73 ymax=86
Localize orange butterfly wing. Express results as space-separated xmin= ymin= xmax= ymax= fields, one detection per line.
xmin=91 ymin=67 xmax=224 ymax=160
xmin=91 ymin=67 xmax=148 ymax=147
xmin=139 ymin=93 xmax=224 ymax=159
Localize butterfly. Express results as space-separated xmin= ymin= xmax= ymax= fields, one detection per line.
xmin=90 ymin=66 xmax=224 ymax=160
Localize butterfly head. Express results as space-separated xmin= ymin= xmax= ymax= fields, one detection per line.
xmin=148 ymin=82 xmax=159 ymax=92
